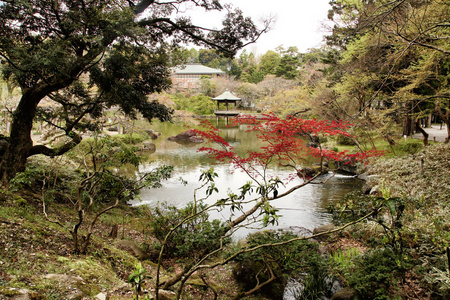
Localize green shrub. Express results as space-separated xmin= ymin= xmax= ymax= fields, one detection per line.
xmin=171 ymin=93 xmax=216 ymax=115
xmin=336 ymin=134 xmax=357 ymax=146
xmin=113 ymin=133 xmax=146 ymax=145
xmin=395 ymin=139 xmax=423 ymax=155
xmin=347 ymin=248 xmax=412 ymax=300
xmin=232 ymin=231 xmax=332 ymax=299
xmin=327 ymin=191 xmax=376 ymax=224
xmin=149 ymin=201 xmax=230 ymax=258
xmin=330 ymin=247 xmax=362 ymax=279
xmin=9 ymin=156 xmax=79 ymax=196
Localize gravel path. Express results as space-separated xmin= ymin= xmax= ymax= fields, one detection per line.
xmin=412 ymin=124 xmax=448 ymax=142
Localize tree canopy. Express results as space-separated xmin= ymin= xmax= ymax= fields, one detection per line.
xmin=324 ymin=0 xmax=450 ymax=143
xmin=0 ymin=0 xmax=268 ymax=183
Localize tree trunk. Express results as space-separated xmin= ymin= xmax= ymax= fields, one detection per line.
xmin=415 ymin=122 xmax=429 ymax=146
xmin=0 ymin=92 xmax=38 ymax=183
xmin=403 ymin=100 xmax=419 ymax=137
xmin=0 ymin=86 xmax=82 ymax=184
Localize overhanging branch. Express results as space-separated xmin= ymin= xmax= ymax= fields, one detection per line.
xmin=28 ymin=131 xmax=82 ymax=157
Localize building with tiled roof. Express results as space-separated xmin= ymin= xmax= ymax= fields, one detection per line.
xmin=171 ymin=64 xmax=225 ymax=89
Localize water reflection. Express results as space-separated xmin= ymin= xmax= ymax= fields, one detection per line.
xmin=135 ymin=119 xmax=364 ymax=237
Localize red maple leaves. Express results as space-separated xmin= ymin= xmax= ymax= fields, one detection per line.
xmin=194 ymin=114 xmax=384 ymax=181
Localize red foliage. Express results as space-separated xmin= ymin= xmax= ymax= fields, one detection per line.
xmin=194 ymin=114 xmax=384 ymax=180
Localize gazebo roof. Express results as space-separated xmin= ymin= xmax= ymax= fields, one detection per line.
xmin=212 ymin=89 xmax=241 ymax=101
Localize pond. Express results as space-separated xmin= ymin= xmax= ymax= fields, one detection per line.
xmin=133 ymin=118 xmax=364 ymax=238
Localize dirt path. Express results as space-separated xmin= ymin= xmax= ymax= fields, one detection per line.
xmin=413 ymin=124 xmax=448 ymax=142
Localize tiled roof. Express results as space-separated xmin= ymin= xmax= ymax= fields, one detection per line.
xmin=173 ymin=64 xmax=225 ymax=75
xmin=212 ymin=89 xmax=241 ymax=101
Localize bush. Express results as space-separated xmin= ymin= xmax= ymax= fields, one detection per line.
xmin=336 ymin=134 xmax=357 ymax=146
xmin=395 ymin=139 xmax=423 ymax=155
xmin=232 ymin=231 xmax=332 ymax=299
xmin=10 ymin=156 xmax=79 ymax=197
xmin=327 ymin=191 xmax=376 ymax=224
xmin=149 ymin=201 xmax=230 ymax=258
xmin=171 ymin=93 xmax=216 ymax=115
xmin=113 ymin=133 xmax=147 ymax=145
xmin=347 ymin=248 xmax=412 ymax=300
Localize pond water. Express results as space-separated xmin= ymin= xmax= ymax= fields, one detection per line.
xmin=133 ymin=119 xmax=364 ymax=238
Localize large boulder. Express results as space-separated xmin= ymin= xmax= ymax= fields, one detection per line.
xmin=334 ymin=160 xmax=358 ymax=175
xmin=168 ymin=129 xmax=204 ymax=143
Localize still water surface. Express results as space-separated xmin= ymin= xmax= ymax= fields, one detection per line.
xmin=134 ymin=119 xmax=364 ymax=237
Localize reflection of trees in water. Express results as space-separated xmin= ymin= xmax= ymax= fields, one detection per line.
xmin=314 ymin=176 xmax=365 ymax=210
xmin=135 ymin=120 xmax=268 ymax=173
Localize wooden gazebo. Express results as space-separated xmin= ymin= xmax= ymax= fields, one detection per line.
xmin=212 ymin=89 xmax=241 ymax=117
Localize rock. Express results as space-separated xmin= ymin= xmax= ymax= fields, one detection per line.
xmin=330 ymin=287 xmax=357 ymax=300
xmin=141 ymin=141 xmax=156 ymax=151
xmin=168 ymin=129 xmax=204 ymax=143
xmin=95 ymin=292 xmax=109 ymax=300
xmin=4 ymin=288 xmax=42 ymax=300
xmin=151 ymin=132 xmax=162 ymax=139
xmin=313 ymin=224 xmax=337 ymax=241
xmin=145 ymin=129 xmax=162 ymax=139
xmin=369 ymin=185 xmax=380 ymax=195
xmin=361 ymin=183 xmax=372 ymax=195
xmin=113 ymin=240 xmax=148 ymax=260
xmin=285 ymin=226 xmax=313 ymax=238
xmin=283 ymin=278 xmax=304 ymax=300
xmin=283 ymin=275 xmax=342 ymax=300
xmin=110 ymin=282 xmax=131 ymax=294
xmin=334 ymin=160 xmax=357 ymax=175
xmin=301 ymin=167 xmax=321 ymax=177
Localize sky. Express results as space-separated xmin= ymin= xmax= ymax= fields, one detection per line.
xmin=182 ymin=0 xmax=333 ymax=55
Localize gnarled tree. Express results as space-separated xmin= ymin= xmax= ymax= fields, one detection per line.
xmin=0 ymin=0 xmax=269 ymax=183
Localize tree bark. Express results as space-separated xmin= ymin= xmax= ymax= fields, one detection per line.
xmin=415 ymin=122 xmax=429 ymax=146
xmin=0 ymin=91 xmax=39 ymax=183
xmin=0 ymin=87 xmax=82 ymax=183
xmin=403 ymin=101 xmax=414 ymax=137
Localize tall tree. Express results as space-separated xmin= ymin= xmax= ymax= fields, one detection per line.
xmin=0 ymin=0 xmax=269 ymax=183
xmin=275 ymin=46 xmax=301 ymax=80
xmin=258 ymin=50 xmax=280 ymax=75
xmin=325 ymin=0 xmax=450 ymax=143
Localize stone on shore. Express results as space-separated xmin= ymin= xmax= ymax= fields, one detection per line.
xmin=168 ymin=129 xmax=204 ymax=143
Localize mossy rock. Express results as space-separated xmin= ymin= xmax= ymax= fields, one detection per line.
xmin=113 ymin=240 xmax=148 ymax=260
xmin=13 ymin=195 xmax=28 ymax=206
xmin=0 ymin=287 xmax=21 ymax=296
xmin=75 ymin=281 xmax=101 ymax=297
